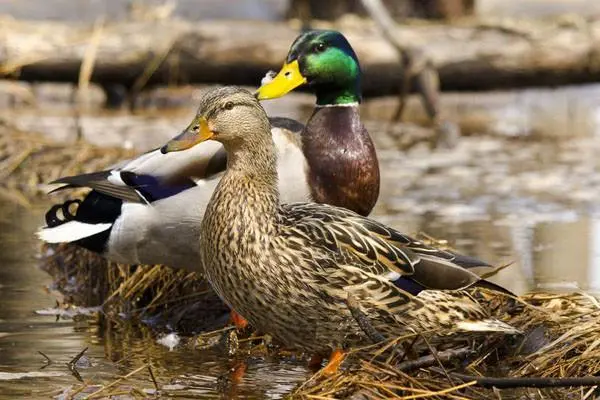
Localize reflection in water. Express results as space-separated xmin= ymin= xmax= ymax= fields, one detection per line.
xmin=372 ymin=212 xmax=600 ymax=295
xmin=531 ymin=218 xmax=600 ymax=293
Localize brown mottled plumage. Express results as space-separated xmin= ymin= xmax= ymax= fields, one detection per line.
xmin=166 ymin=87 xmax=518 ymax=357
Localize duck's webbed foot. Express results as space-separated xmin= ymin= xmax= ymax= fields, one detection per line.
xmin=321 ymin=349 xmax=346 ymax=376
xmin=229 ymin=309 xmax=249 ymax=330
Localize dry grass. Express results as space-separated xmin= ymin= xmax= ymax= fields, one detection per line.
xmin=0 ymin=119 xmax=135 ymax=200
xmin=292 ymin=291 xmax=600 ymax=399
xmin=41 ymin=243 xmax=228 ymax=334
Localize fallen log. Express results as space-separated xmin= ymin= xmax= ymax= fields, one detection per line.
xmin=1 ymin=17 xmax=600 ymax=96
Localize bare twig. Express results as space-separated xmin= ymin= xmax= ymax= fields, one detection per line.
xmin=346 ymin=293 xmax=385 ymax=344
xmin=420 ymin=334 xmax=454 ymax=386
xmin=86 ymin=363 xmax=148 ymax=399
xmin=78 ymin=18 xmax=104 ymax=104
xmin=147 ymin=362 xmax=159 ymax=391
xmin=0 ymin=146 xmax=34 ymax=180
xmin=38 ymin=351 xmax=53 ymax=369
xmin=66 ymin=347 xmax=89 ymax=382
xmin=400 ymin=380 xmax=477 ymax=400
xmin=395 ymin=347 xmax=473 ymax=372
xmin=439 ymin=370 xmax=600 ymax=389
xmin=394 ymin=335 xmax=419 ymax=363
xmin=360 ymin=0 xmax=439 ymax=123
xmin=67 ymin=346 xmax=89 ymax=367
xmin=128 ymin=36 xmax=177 ymax=104
xmin=69 ymin=367 xmax=84 ymax=382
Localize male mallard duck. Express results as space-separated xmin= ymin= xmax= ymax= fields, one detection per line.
xmin=37 ymin=118 xmax=308 ymax=271
xmin=256 ymin=29 xmax=379 ymax=216
xmin=162 ymin=86 xmax=519 ymax=374
xmin=38 ymin=29 xmax=380 ymax=268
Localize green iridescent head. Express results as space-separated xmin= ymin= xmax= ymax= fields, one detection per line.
xmin=255 ymin=30 xmax=362 ymax=106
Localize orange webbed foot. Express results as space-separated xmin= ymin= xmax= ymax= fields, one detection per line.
xmin=229 ymin=310 xmax=249 ymax=330
xmin=321 ymin=349 xmax=346 ymax=376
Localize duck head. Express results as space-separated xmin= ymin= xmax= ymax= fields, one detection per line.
xmin=161 ymin=87 xmax=270 ymax=153
xmin=256 ymin=30 xmax=362 ymax=106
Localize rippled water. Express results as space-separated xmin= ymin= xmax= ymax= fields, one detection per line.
xmin=2 ymin=83 xmax=600 ymax=397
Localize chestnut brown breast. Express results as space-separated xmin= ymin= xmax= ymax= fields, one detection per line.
xmin=302 ymin=106 xmax=380 ymax=216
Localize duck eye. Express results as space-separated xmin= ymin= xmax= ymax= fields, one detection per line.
xmin=192 ymin=125 xmax=199 ymax=132
xmin=313 ymin=43 xmax=327 ymax=53
xmin=223 ymin=101 xmax=234 ymax=110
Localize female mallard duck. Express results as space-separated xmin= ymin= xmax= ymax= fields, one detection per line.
xmin=38 ymin=29 xmax=379 ymax=267
xmin=162 ymin=86 xmax=519 ymax=374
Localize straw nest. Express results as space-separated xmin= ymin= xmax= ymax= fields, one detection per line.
xmin=5 ymin=124 xmax=600 ymax=399
xmin=41 ymin=243 xmax=228 ymax=334
xmin=41 ymin=240 xmax=600 ymax=399
xmin=294 ymin=290 xmax=600 ymax=399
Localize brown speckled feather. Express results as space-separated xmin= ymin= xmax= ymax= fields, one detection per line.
xmin=204 ymin=190 xmax=519 ymax=354
xmin=283 ymin=203 xmax=498 ymax=290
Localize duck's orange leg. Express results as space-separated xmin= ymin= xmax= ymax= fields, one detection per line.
xmin=229 ymin=310 xmax=249 ymax=330
xmin=321 ymin=349 xmax=346 ymax=376
xmin=230 ymin=360 xmax=247 ymax=383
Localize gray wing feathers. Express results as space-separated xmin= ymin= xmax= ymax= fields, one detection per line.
xmin=50 ymin=171 xmax=144 ymax=203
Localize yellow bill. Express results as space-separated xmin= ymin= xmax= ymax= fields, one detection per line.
xmin=161 ymin=116 xmax=213 ymax=153
xmin=255 ymin=60 xmax=307 ymax=100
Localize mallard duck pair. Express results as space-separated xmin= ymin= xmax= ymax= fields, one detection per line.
xmin=38 ymin=30 xmax=515 ymax=357
xmin=161 ymin=86 xmax=519 ymax=374
xmin=39 ymin=29 xmax=502 ymax=279
xmin=38 ymin=30 xmax=379 ymax=270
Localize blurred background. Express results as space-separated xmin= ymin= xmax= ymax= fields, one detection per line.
xmin=2 ymin=0 xmax=600 ymax=398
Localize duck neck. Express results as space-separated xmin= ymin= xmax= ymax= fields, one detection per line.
xmin=201 ymin=136 xmax=280 ymax=307
xmin=314 ymin=83 xmax=361 ymax=106
xmin=303 ymin=103 xmax=363 ymax=147
xmin=221 ymin=137 xmax=280 ymax=218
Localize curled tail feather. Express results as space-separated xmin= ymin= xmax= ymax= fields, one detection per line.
xmin=37 ymin=191 xmax=121 ymax=253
